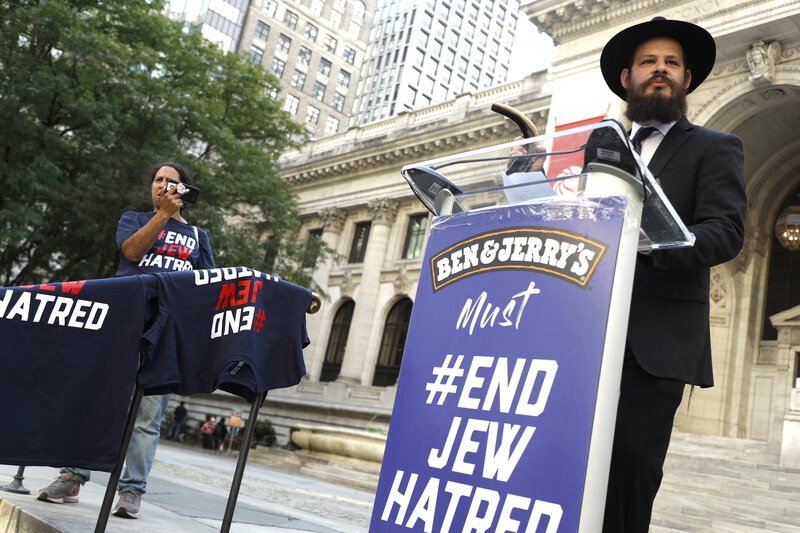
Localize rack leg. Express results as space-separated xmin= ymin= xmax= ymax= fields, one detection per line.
xmin=95 ymin=388 xmax=144 ymax=533
xmin=220 ymin=391 xmax=266 ymax=533
xmin=0 ymin=466 xmax=30 ymax=494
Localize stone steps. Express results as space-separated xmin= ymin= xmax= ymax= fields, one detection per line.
xmin=248 ymin=445 xmax=381 ymax=491
xmin=650 ymin=432 xmax=800 ymax=532
xmin=250 ymin=432 xmax=800 ymax=531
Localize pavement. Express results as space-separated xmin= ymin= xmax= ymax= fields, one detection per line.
xmin=0 ymin=440 xmax=374 ymax=533
xmin=5 ymin=432 xmax=800 ymax=532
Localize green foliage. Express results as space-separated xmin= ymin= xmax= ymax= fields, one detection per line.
xmin=252 ymin=419 xmax=276 ymax=447
xmin=0 ymin=0 xmax=331 ymax=288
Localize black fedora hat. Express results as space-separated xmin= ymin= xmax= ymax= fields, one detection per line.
xmin=600 ymin=17 xmax=716 ymax=100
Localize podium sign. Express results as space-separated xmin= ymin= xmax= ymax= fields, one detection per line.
xmin=371 ymin=197 xmax=629 ymax=532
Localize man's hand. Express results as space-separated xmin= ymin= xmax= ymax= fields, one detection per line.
xmin=509 ymin=136 xmax=546 ymax=173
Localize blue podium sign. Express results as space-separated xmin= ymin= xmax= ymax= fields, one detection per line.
xmin=370 ymin=197 xmax=628 ymax=533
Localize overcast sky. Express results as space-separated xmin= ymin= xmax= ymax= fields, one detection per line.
xmin=508 ymin=16 xmax=557 ymax=81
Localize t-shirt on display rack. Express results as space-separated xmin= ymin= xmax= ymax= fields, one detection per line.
xmin=0 ymin=267 xmax=320 ymax=533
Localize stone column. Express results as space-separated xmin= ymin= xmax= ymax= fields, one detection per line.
xmin=336 ymin=198 xmax=398 ymax=384
xmin=774 ymin=305 xmax=800 ymax=467
xmin=306 ymin=207 xmax=347 ymax=381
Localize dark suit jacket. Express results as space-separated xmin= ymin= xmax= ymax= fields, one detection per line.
xmin=627 ymin=117 xmax=747 ymax=387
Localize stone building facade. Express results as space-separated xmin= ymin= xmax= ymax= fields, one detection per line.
xmin=197 ymin=0 xmax=800 ymax=464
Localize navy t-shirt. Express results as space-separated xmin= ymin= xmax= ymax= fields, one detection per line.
xmin=0 ymin=276 xmax=158 ymax=471
xmin=115 ymin=211 xmax=215 ymax=276
xmin=138 ymin=268 xmax=311 ymax=402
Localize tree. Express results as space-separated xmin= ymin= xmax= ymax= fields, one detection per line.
xmin=0 ymin=0 xmax=330 ymax=289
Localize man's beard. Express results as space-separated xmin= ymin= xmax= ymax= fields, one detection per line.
xmin=624 ymin=75 xmax=688 ymax=124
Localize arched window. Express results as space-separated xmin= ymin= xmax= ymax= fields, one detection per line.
xmin=353 ymin=0 xmax=366 ymax=18
xmin=373 ymin=298 xmax=413 ymax=386
xmin=763 ymin=187 xmax=800 ymax=339
xmin=321 ymin=300 xmax=354 ymax=382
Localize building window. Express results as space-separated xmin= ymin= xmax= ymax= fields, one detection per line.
xmin=248 ymin=45 xmax=264 ymax=64
xmin=403 ymin=214 xmax=428 ymax=259
xmin=413 ymin=48 xmax=424 ymax=67
xmin=431 ymin=39 xmax=443 ymax=57
xmin=373 ymin=298 xmax=413 ymax=387
xmin=301 ymin=228 xmax=323 ymax=268
xmin=763 ymin=189 xmax=800 ymax=339
xmin=343 ymin=46 xmax=356 ymax=64
xmin=319 ymin=57 xmax=332 ymax=77
xmin=325 ymin=116 xmax=339 ymax=134
xmin=405 ymin=87 xmax=416 ymax=106
xmin=262 ymin=0 xmax=277 ymax=16
xmin=324 ymin=34 xmax=338 ymax=53
xmin=283 ymin=94 xmax=299 ymax=114
xmin=348 ymin=222 xmax=371 ymax=263
xmin=425 ymin=56 xmax=438 ymax=76
xmin=418 ymin=30 xmax=429 ymax=48
xmin=312 ymin=81 xmax=326 ymax=101
xmin=435 ymin=20 xmax=446 ymax=39
xmin=469 ymin=63 xmax=480 ymax=82
xmin=254 ymin=21 xmax=270 ymax=40
xmin=290 ymin=69 xmax=306 ymax=89
xmin=283 ymin=10 xmax=298 ymax=29
xmin=421 ymin=11 xmax=432 ymax=29
xmin=353 ymin=0 xmax=366 ymax=18
xmin=298 ymin=46 xmax=312 ymax=65
xmin=348 ymin=21 xmax=361 ymax=39
xmin=310 ymin=0 xmax=324 ymax=16
xmin=337 ymin=69 xmax=351 ymax=88
xmin=421 ymin=75 xmax=434 ymax=94
xmin=332 ymin=93 xmax=345 ymax=112
xmin=304 ymin=22 xmax=318 ymax=42
xmin=270 ymin=58 xmax=285 ymax=77
xmin=277 ymin=33 xmax=291 ymax=53
xmin=329 ymin=9 xmax=343 ymax=29
xmin=305 ymin=105 xmax=320 ymax=125
xmin=442 ymin=66 xmax=452 ymax=84
xmin=321 ymin=300 xmax=355 ymax=382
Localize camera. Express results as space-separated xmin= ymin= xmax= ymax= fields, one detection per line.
xmin=166 ymin=179 xmax=200 ymax=205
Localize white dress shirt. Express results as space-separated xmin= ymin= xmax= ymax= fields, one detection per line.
xmin=631 ymin=121 xmax=676 ymax=165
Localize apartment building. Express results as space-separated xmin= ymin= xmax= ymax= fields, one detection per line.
xmin=353 ymin=0 xmax=519 ymax=126
xmin=167 ymin=0 xmax=375 ymax=139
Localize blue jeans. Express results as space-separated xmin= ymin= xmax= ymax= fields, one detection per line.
xmin=117 ymin=393 xmax=169 ymax=494
xmin=167 ymin=420 xmax=183 ymax=441
xmin=61 ymin=467 xmax=91 ymax=482
xmin=62 ymin=394 xmax=169 ymax=488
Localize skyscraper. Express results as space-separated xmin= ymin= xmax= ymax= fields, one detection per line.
xmin=353 ymin=0 xmax=518 ymax=126
xmin=167 ymin=0 xmax=375 ymax=139
xmin=166 ymin=0 xmax=249 ymax=52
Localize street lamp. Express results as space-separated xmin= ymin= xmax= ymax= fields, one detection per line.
xmin=775 ymin=204 xmax=800 ymax=252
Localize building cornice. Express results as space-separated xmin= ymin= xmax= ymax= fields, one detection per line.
xmin=281 ymin=74 xmax=551 ymax=186
xmin=522 ymin=0 xmax=683 ymax=44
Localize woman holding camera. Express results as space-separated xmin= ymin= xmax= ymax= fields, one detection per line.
xmin=38 ymin=162 xmax=215 ymax=520
xmin=116 ymin=162 xmax=214 ymax=276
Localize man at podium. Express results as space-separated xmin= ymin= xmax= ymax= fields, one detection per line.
xmin=601 ymin=17 xmax=747 ymax=532
xmin=514 ymin=17 xmax=747 ymax=532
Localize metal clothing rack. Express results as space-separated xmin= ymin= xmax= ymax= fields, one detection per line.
xmin=93 ymin=291 xmax=321 ymax=533
xmin=94 ymin=388 xmax=266 ymax=533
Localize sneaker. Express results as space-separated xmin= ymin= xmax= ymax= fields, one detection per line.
xmin=37 ymin=472 xmax=84 ymax=503
xmin=112 ymin=489 xmax=141 ymax=519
